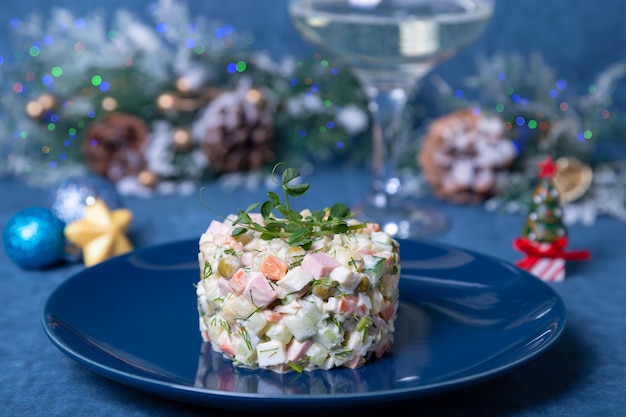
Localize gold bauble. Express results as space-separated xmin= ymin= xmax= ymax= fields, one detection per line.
xmin=246 ymin=88 xmax=263 ymax=104
xmin=101 ymin=97 xmax=118 ymax=111
xmin=25 ymin=100 xmax=44 ymax=118
xmin=26 ymin=93 xmax=59 ymax=118
xmin=38 ymin=93 xmax=58 ymax=110
xmin=137 ymin=170 xmax=159 ymax=188
xmin=553 ymin=157 xmax=593 ymax=203
xmin=157 ymin=93 xmax=176 ymax=111
xmin=176 ymin=77 xmax=192 ymax=93
xmin=173 ymin=127 xmax=193 ymax=151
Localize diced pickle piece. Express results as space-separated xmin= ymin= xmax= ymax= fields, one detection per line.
xmin=357 ymin=276 xmax=370 ymax=292
xmin=218 ymin=256 xmax=241 ymax=278
xmin=286 ymin=246 xmax=307 ymax=266
xmin=234 ymin=233 xmax=254 ymax=245
xmin=311 ymin=278 xmax=334 ymax=299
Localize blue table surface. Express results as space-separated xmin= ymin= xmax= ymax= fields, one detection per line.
xmin=2 ymin=1 xmax=626 ymax=415
xmin=1 ymin=165 xmax=625 ymax=417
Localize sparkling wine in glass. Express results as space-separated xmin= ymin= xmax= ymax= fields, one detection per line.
xmin=288 ymin=0 xmax=494 ymax=238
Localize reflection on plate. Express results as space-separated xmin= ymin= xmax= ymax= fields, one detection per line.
xmin=43 ymin=238 xmax=566 ymax=412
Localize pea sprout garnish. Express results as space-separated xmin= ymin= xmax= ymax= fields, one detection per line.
xmin=202 ymin=162 xmax=366 ymax=250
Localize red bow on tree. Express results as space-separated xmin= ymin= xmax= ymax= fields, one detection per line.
xmin=514 ymin=236 xmax=591 ymax=269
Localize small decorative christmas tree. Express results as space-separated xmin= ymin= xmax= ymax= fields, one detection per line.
xmin=514 ymin=156 xmax=591 ymax=282
xmin=521 ymin=157 xmax=567 ymax=243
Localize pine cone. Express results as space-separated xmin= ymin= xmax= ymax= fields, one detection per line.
xmin=418 ymin=109 xmax=517 ymax=204
xmin=82 ymin=112 xmax=148 ymax=182
xmin=193 ymin=82 xmax=275 ymax=174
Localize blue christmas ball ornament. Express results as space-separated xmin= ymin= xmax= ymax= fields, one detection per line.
xmin=50 ymin=174 xmax=123 ymax=224
xmin=3 ymin=207 xmax=66 ymax=269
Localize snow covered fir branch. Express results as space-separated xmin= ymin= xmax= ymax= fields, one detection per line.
xmin=1 ymin=0 xmax=625 ymax=225
xmin=0 ymin=0 xmax=371 ymax=194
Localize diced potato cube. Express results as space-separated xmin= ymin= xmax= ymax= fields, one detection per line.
xmin=300 ymin=298 xmax=325 ymax=324
xmin=345 ymin=330 xmax=370 ymax=357
xmin=314 ymin=320 xmax=344 ymax=349
xmin=221 ymin=294 xmax=257 ymax=321
xmin=265 ymin=322 xmax=293 ymax=344
xmin=331 ymin=246 xmax=363 ymax=271
xmin=330 ymin=265 xmax=361 ymax=291
xmin=243 ymin=310 xmax=268 ymax=336
xmin=371 ymin=231 xmax=391 ymax=245
xmin=381 ymin=272 xmax=400 ymax=300
xmin=284 ymin=314 xmax=317 ymax=341
xmin=206 ymin=317 xmax=227 ymax=344
xmin=235 ymin=335 xmax=257 ymax=365
xmin=368 ymin=288 xmax=385 ymax=315
xmin=256 ymin=340 xmax=286 ymax=367
xmin=306 ymin=341 xmax=330 ymax=366
xmin=278 ymin=266 xmax=313 ymax=293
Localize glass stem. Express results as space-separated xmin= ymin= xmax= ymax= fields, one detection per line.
xmin=367 ymin=86 xmax=409 ymax=209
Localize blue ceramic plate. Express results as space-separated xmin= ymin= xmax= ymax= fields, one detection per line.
xmin=43 ymin=238 xmax=566 ymax=412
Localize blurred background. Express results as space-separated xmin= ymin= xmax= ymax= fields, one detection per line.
xmin=2 ymin=0 xmax=625 ymax=104
xmin=1 ymin=0 xmax=625 ymax=218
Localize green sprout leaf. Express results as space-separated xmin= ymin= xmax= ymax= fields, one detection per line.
xmin=203 ymin=162 xmax=367 ymax=248
xmin=285 ymin=183 xmax=310 ymax=197
xmin=282 ymin=167 xmax=300 ymax=184
xmin=329 ymin=203 xmax=351 ymax=219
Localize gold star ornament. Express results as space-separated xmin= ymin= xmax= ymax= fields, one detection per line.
xmin=64 ymin=198 xmax=133 ymax=267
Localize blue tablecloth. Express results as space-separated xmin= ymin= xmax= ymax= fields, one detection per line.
xmin=2 ymin=1 xmax=626 ymax=415
xmin=1 ymin=166 xmax=625 ymax=416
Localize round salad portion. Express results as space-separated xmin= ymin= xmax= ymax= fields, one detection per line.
xmin=196 ymin=214 xmax=400 ymax=373
xmin=195 ymin=164 xmax=400 ymax=373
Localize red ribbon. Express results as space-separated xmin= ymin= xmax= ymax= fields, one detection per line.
xmin=514 ymin=236 xmax=591 ymax=263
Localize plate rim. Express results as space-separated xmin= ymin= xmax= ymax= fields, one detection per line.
xmin=42 ymin=238 xmax=567 ymax=410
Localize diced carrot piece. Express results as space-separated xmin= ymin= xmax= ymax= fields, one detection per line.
xmin=260 ymin=254 xmax=288 ymax=281
xmin=229 ymin=268 xmax=248 ymax=294
xmin=263 ymin=309 xmax=284 ymax=322
xmin=219 ymin=337 xmax=236 ymax=358
xmin=337 ymin=296 xmax=357 ymax=314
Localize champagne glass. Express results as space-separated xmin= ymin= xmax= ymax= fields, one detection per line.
xmin=288 ymin=0 xmax=494 ymax=238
